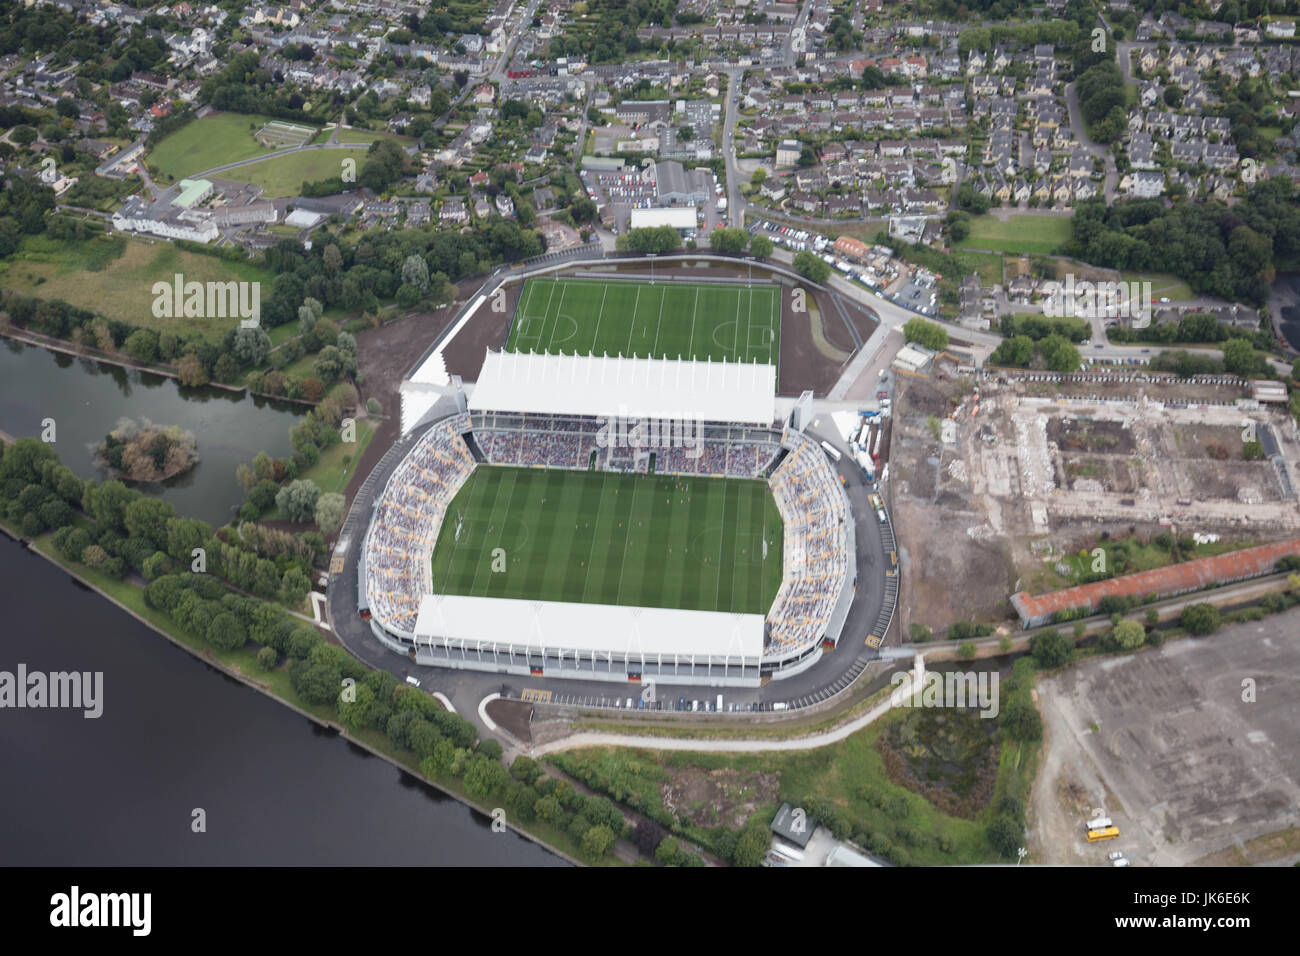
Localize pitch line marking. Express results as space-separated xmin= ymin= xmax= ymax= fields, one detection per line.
xmin=626 ymin=286 xmax=642 ymax=357
xmin=545 ymin=282 xmax=569 ymax=353
xmin=612 ymin=476 xmax=639 ymax=606
xmin=685 ymin=286 xmax=698 ymax=360
xmin=579 ymin=472 xmax=613 ymax=604
xmin=591 ymin=281 xmax=610 ymax=354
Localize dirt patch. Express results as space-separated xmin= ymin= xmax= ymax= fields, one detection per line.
xmin=485 ymin=698 xmax=535 ymax=743
xmin=1048 ymin=418 xmax=1136 ymax=455
xmin=661 ymin=767 xmax=780 ymax=830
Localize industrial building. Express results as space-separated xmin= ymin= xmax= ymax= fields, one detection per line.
xmin=1010 ymin=537 xmax=1300 ymax=627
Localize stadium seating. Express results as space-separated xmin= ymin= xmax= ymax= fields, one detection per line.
xmin=470 ymin=411 xmax=784 ymax=478
xmin=363 ymin=414 xmax=475 ymax=636
xmin=764 ymin=429 xmax=852 ymax=655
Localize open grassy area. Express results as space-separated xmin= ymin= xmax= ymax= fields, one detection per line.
xmin=1120 ymin=271 xmax=1195 ymax=301
xmin=954 ymin=249 xmax=1003 ymax=285
xmin=0 ymin=235 xmax=273 ymax=340
xmin=148 ymin=112 xmax=314 ymax=183
xmin=333 ymin=126 xmax=416 ymax=146
xmin=220 ymin=146 xmax=366 ymax=199
xmin=506 ymin=277 xmax=781 ymax=364
xmin=430 ymin=465 xmax=783 ymax=613
xmin=956 ymin=215 xmax=1072 ymax=256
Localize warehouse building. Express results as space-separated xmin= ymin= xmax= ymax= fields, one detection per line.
xmin=1010 ymin=537 xmax=1300 ymax=627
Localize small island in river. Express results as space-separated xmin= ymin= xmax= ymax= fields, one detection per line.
xmin=93 ymin=418 xmax=199 ymax=482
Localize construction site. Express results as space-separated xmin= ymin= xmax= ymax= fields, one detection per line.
xmin=890 ymin=362 xmax=1300 ymax=635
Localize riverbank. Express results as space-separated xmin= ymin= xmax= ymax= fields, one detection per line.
xmin=0 ymin=326 xmax=320 ymax=408
xmin=0 ymin=517 xmax=583 ymax=867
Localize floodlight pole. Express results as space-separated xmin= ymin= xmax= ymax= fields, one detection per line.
xmin=648 ymin=252 xmax=656 ymax=284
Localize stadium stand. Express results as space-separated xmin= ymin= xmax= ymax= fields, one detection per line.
xmin=362 ymin=400 xmax=856 ymax=679
xmin=764 ymin=427 xmax=854 ymax=662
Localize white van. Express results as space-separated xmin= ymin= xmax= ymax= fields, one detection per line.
xmin=405 ymin=676 xmax=421 ymax=688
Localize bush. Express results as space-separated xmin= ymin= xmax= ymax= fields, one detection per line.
xmin=957 ymin=640 xmax=977 ymax=660
xmin=256 ymin=646 xmax=278 ymax=670
xmin=1029 ymin=629 xmax=1073 ymax=669
xmin=1180 ymin=603 xmax=1221 ymax=635
xmin=909 ymin=622 xmax=932 ymax=642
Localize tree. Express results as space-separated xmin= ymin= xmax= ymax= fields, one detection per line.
xmin=298 ymin=297 xmax=324 ymax=333
xmin=1180 ymin=603 xmax=1221 ymax=635
xmin=581 ymin=824 xmax=617 ymax=859
xmin=708 ymin=226 xmax=749 ymax=254
xmin=276 ymin=479 xmax=321 ymax=523
xmin=124 ymin=329 xmax=159 ymax=364
xmin=655 ymin=837 xmax=681 ymax=865
xmin=124 ymin=497 xmax=176 ymax=549
xmin=792 ymin=249 xmax=830 ymax=283
xmin=1113 ymin=619 xmax=1145 ymax=650
xmin=206 ymin=611 xmax=247 ymax=651
xmin=1001 ymin=698 xmax=1042 ymax=742
xmin=256 ymin=646 xmax=278 ymax=670
xmin=987 ymin=813 xmax=1021 ymax=858
xmin=1221 ymin=338 xmax=1258 ymax=377
xmin=232 ymin=327 xmax=272 ymax=367
xmin=176 ymin=353 xmax=208 ymax=386
xmin=902 ymin=317 xmax=948 ymax=351
xmin=401 ymin=253 xmax=430 ymax=293
xmin=314 ymin=492 xmax=346 ymax=536
xmin=957 ymin=640 xmax=977 ymax=660
xmin=290 ymin=658 xmax=341 ymax=704
xmin=749 ymin=233 xmax=773 ymax=258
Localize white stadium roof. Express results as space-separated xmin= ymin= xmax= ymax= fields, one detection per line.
xmin=413 ymin=593 xmax=765 ymax=663
xmin=469 ymin=350 xmax=777 ymax=424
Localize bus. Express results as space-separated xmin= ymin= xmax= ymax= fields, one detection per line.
xmin=820 ymin=440 xmax=842 ymax=463
xmin=1086 ymin=826 xmax=1120 ymax=842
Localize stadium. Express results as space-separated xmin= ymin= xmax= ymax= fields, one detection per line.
xmin=357 ymin=270 xmax=858 ymax=687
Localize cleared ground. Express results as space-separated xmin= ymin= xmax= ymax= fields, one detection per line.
xmin=1033 ymin=611 xmax=1300 ymax=866
xmin=505 ymin=277 xmax=780 ymax=365
xmin=429 ymin=465 xmax=784 ymax=613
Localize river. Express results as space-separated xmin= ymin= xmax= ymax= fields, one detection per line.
xmin=0 ymin=339 xmax=301 ymax=527
xmin=0 ymin=534 xmax=564 ymax=866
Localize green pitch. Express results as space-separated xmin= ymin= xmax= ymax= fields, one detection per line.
xmin=506 ymin=277 xmax=780 ymax=365
xmin=430 ymin=465 xmax=784 ymax=614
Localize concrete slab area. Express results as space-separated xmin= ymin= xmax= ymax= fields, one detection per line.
xmin=1035 ymin=611 xmax=1300 ymax=866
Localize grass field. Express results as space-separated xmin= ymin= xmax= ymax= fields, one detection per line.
xmin=220 ymin=147 xmax=366 ymax=198
xmin=0 ymin=235 xmax=272 ymax=340
xmin=334 ymin=126 xmax=416 ymax=146
xmin=956 ymin=215 xmax=1072 ymax=256
xmin=506 ymin=278 xmax=781 ymax=365
xmin=148 ymin=112 xmax=314 ymax=183
xmin=1120 ymin=271 xmax=1195 ymax=301
xmin=429 ymin=465 xmax=783 ymax=613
